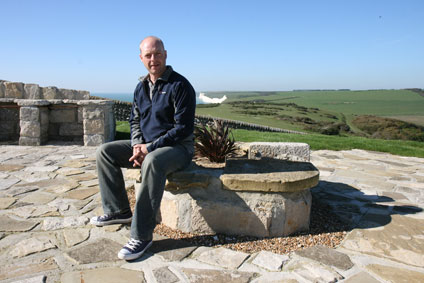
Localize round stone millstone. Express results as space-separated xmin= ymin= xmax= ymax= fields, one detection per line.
xmin=220 ymin=158 xmax=319 ymax=193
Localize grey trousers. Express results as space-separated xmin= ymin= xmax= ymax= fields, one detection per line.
xmin=96 ymin=140 xmax=192 ymax=241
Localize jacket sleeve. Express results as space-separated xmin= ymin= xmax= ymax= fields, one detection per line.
xmin=129 ymin=83 xmax=145 ymax=146
xmin=147 ymin=80 xmax=196 ymax=152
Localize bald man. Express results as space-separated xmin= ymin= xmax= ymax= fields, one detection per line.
xmin=91 ymin=36 xmax=196 ymax=260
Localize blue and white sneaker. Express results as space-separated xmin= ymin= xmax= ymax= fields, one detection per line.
xmin=90 ymin=211 xmax=132 ymax=226
xmin=118 ymin=238 xmax=153 ymax=260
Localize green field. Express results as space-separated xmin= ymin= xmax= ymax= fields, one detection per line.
xmin=196 ymin=89 xmax=424 ymax=134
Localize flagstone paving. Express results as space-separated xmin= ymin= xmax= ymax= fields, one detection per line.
xmin=0 ymin=145 xmax=423 ymax=282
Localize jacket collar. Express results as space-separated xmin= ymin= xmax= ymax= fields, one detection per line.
xmin=139 ymin=65 xmax=173 ymax=83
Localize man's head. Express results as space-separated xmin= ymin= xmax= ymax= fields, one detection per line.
xmin=139 ymin=36 xmax=167 ymax=81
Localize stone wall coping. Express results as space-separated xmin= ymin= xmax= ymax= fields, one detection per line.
xmin=16 ymin=99 xmax=52 ymax=106
xmin=0 ymin=98 xmax=16 ymax=103
xmin=0 ymin=98 xmax=113 ymax=106
xmin=77 ymin=100 xmax=114 ymax=106
xmin=50 ymin=99 xmax=78 ymax=105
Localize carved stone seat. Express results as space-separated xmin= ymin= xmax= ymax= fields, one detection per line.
xmin=127 ymin=142 xmax=319 ymax=237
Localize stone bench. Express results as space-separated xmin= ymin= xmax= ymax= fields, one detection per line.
xmin=126 ymin=142 xmax=319 ymax=237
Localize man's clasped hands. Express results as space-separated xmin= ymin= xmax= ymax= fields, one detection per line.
xmin=129 ymin=144 xmax=149 ymax=167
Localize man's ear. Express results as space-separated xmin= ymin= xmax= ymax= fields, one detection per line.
xmin=139 ymin=54 xmax=143 ymax=61
xmin=164 ymin=50 xmax=167 ymax=59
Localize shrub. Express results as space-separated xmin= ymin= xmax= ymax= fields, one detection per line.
xmin=320 ymin=123 xmax=341 ymax=135
xmin=194 ymin=119 xmax=237 ymax=162
xmin=353 ymin=115 xmax=424 ymax=141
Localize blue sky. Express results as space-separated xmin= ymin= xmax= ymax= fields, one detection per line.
xmin=1 ymin=0 xmax=423 ymax=93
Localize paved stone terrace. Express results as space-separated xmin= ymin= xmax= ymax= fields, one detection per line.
xmin=0 ymin=145 xmax=423 ymax=283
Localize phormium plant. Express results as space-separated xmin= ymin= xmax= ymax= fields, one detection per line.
xmin=194 ymin=119 xmax=237 ymax=163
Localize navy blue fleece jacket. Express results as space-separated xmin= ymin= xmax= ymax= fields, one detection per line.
xmin=129 ymin=66 xmax=196 ymax=153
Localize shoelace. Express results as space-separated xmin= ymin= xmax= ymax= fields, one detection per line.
xmin=98 ymin=214 xmax=112 ymax=221
xmin=124 ymin=239 xmax=142 ymax=251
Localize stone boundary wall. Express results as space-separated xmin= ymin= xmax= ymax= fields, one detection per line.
xmin=0 ymin=80 xmax=114 ymax=146
xmin=96 ymin=97 xmax=306 ymax=134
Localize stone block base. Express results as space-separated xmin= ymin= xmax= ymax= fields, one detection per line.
xmin=134 ymin=159 xmax=315 ymax=237
xmin=158 ymin=180 xmax=312 ymax=237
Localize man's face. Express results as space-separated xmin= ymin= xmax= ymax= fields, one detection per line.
xmin=139 ymin=38 xmax=167 ymax=79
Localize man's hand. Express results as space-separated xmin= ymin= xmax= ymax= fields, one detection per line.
xmin=129 ymin=144 xmax=149 ymax=167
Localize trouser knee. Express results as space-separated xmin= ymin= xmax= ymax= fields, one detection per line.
xmin=96 ymin=143 xmax=108 ymax=160
xmin=142 ymin=153 xmax=158 ymax=171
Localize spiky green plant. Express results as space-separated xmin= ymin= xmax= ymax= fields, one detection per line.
xmin=194 ymin=119 xmax=237 ymax=163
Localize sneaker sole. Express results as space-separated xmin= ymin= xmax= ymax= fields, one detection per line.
xmin=117 ymin=241 xmax=153 ymax=261
xmin=90 ymin=217 xmax=132 ymax=226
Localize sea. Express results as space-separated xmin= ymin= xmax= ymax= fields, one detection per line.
xmin=91 ymin=92 xmax=205 ymax=104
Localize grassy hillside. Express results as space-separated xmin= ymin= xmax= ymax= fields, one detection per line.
xmin=196 ymin=89 xmax=424 ymax=136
